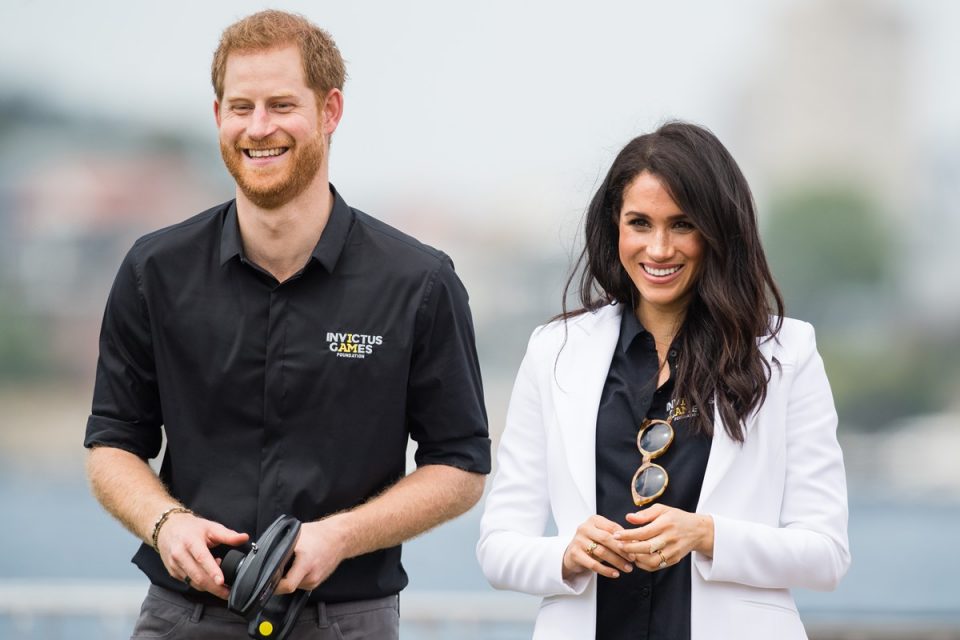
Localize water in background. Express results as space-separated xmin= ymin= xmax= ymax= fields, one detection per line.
xmin=2 ymin=457 xmax=959 ymax=638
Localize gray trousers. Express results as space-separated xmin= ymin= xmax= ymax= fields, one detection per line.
xmin=130 ymin=585 xmax=399 ymax=640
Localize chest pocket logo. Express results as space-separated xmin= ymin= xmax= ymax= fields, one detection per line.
xmin=666 ymin=397 xmax=701 ymax=421
xmin=326 ymin=331 xmax=383 ymax=359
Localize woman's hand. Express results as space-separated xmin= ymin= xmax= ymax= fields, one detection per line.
xmin=562 ymin=515 xmax=636 ymax=581
xmin=613 ymin=504 xmax=714 ymax=571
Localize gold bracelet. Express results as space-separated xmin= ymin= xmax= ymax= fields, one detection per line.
xmin=150 ymin=506 xmax=193 ymax=551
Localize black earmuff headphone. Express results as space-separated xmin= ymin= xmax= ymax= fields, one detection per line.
xmin=221 ymin=514 xmax=312 ymax=640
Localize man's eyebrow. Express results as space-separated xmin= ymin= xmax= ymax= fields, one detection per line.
xmin=224 ymin=93 xmax=300 ymax=102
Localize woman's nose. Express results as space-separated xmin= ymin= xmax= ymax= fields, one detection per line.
xmin=646 ymin=229 xmax=675 ymax=261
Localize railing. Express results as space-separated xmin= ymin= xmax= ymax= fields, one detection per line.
xmin=0 ymin=580 xmax=538 ymax=639
xmin=1 ymin=580 xmax=958 ymax=640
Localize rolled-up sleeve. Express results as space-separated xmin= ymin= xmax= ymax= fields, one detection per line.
xmin=405 ymin=257 xmax=490 ymax=474
xmin=84 ymin=246 xmax=164 ymax=460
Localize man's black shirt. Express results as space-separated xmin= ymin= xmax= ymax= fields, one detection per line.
xmin=85 ymin=187 xmax=491 ymax=602
xmin=595 ymin=310 xmax=712 ymax=639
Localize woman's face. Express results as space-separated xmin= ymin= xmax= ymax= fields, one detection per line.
xmin=618 ymin=171 xmax=705 ymax=319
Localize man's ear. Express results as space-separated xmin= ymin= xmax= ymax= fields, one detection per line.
xmin=320 ymin=89 xmax=344 ymax=136
xmin=213 ymin=100 xmax=222 ymax=127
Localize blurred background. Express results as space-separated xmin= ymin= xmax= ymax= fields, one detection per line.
xmin=1 ymin=0 xmax=958 ymax=638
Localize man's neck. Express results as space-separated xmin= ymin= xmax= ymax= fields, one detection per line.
xmin=235 ymin=174 xmax=333 ymax=283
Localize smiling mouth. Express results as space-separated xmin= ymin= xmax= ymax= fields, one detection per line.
xmin=243 ymin=147 xmax=289 ymax=158
xmin=643 ymin=264 xmax=682 ymax=277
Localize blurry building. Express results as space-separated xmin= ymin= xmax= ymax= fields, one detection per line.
xmin=0 ymin=98 xmax=230 ymax=378
xmin=736 ymin=0 xmax=913 ymax=208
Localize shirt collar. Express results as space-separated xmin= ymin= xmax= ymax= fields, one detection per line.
xmin=618 ymin=307 xmax=648 ymax=353
xmin=618 ymin=307 xmax=682 ymax=364
xmin=218 ymin=184 xmax=355 ymax=273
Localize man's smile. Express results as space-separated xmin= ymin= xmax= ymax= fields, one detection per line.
xmin=243 ymin=147 xmax=289 ymax=158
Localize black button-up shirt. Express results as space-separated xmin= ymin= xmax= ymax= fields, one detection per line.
xmin=85 ymin=186 xmax=491 ymax=603
xmin=595 ymin=310 xmax=712 ymax=639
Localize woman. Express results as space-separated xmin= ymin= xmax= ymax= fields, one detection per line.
xmin=476 ymin=122 xmax=850 ymax=640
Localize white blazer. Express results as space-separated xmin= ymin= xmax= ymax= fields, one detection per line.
xmin=477 ymin=304 xmax=850 ymax=640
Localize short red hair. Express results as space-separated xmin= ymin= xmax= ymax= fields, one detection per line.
xmin=211 ymin=10 xmax=346 ymax=101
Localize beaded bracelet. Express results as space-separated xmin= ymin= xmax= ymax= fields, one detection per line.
xmin=150 ymin=506 xmax=194 ymax=551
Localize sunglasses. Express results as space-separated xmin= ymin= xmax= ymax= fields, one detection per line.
xmin=630 ymin=417 xmax=675 ymax=507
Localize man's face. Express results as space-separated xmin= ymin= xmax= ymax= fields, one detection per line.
xmin=216 ymin=45 xmax=327 ymax=209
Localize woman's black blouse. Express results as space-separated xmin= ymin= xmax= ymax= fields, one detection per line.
xmin=595 ymin=310 xmax=712 ymax=640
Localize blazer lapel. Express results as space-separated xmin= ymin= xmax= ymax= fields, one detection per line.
xmin=552 ymin=305 xmax=622 ymax=513
xmin=697 ymin=404 xmax=747 ymax=508
xmin=697 ymin=334 xmax=775 ymax=507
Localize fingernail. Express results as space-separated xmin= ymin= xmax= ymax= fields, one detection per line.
xmin=623 ymin=564 xmax=632 ymax=572
xmin=612 ymin=571 xmax=620 ymax=578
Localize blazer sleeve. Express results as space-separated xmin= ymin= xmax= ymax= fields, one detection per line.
xmin=694 ymin=321 xmax=851 ymax=591
xmin=476 ymin=329 xmax=591 ymax=597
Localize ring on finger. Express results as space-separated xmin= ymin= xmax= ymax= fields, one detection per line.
xmin=657 ymin=550 xmax=667 ymax=569
xmin=587 ymin=541 xmax=599 ymax=556
xmin=184 ymin=575 xmax=192 ymax=587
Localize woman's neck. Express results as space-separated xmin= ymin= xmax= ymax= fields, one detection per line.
xmin=636 ymin=301 xmax=685 ymax=376
xmin=636 ymin=303 xmax=682 ymax=347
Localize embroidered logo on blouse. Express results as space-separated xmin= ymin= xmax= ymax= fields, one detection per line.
xmin=326 ymin=332 xmax=383 ymax=359
xmin=666 ymin=397 xmax=699 ymax=420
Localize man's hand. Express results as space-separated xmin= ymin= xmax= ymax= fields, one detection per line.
xmin=274 ymin=516 xmax=350 ymax=595
xmin=156 ymin=512 xmax=249 ymax=599
xmin=273 ymin=465 xmax=483 ymax=595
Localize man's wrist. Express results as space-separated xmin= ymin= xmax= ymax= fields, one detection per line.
xmin=150 ymin=506 xmax=193 ymax=551
xmin=320 ymin=512 xmax=355 ymax=560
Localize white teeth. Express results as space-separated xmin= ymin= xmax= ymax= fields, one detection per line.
xmin=247 ymin=148 xmax=285 ymax=158
xmin=643 ymin=265 xmax=681 ymax=277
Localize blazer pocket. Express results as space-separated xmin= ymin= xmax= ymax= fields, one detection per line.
xmin=732 ymin=599 xmax=805 ymax=639
xmin=739 ymin=598 xmax=798 ymax=615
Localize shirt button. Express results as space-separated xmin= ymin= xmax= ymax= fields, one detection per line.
xmin=640 ymin=586 xmax=651 ymax=598
xmin=668 ymin=350 xmax=677 ymax=358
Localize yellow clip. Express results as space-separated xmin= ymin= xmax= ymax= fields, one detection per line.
xmin=258 ymin=620 xmax=274 ymax=636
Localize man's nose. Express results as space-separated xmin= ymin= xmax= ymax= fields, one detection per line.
xmin=245 ymin=106 xmax=277 ymax=140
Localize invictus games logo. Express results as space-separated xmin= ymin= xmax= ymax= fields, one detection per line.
xmin=326 ymin=331 xmax=383 ymax=359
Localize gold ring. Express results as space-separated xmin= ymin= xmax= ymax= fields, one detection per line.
xmin=587 ymin=541 xmax=599 ymax=556
xmin=657 ymin=550 xmax=667 ymax=568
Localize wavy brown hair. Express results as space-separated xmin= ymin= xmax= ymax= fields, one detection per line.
xmin=560 ymin=121 xmax=784 ymax=442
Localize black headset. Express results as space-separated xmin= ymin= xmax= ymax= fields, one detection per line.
xmin=222 ymin=514 xmax=312 ymax=640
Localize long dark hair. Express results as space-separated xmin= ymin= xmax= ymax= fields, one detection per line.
xmin=560 ymin=121 xmax=784 ymax=442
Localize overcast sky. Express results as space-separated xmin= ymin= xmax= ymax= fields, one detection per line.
xmin=2 ymin=0 xmax=957 ymax=227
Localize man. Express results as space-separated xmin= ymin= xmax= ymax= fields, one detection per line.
xmin=84 ymin=10 xmax=490 ymax=639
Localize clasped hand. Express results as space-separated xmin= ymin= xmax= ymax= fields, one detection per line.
xmin=562 ymin=505 xmax=714 ymax=580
